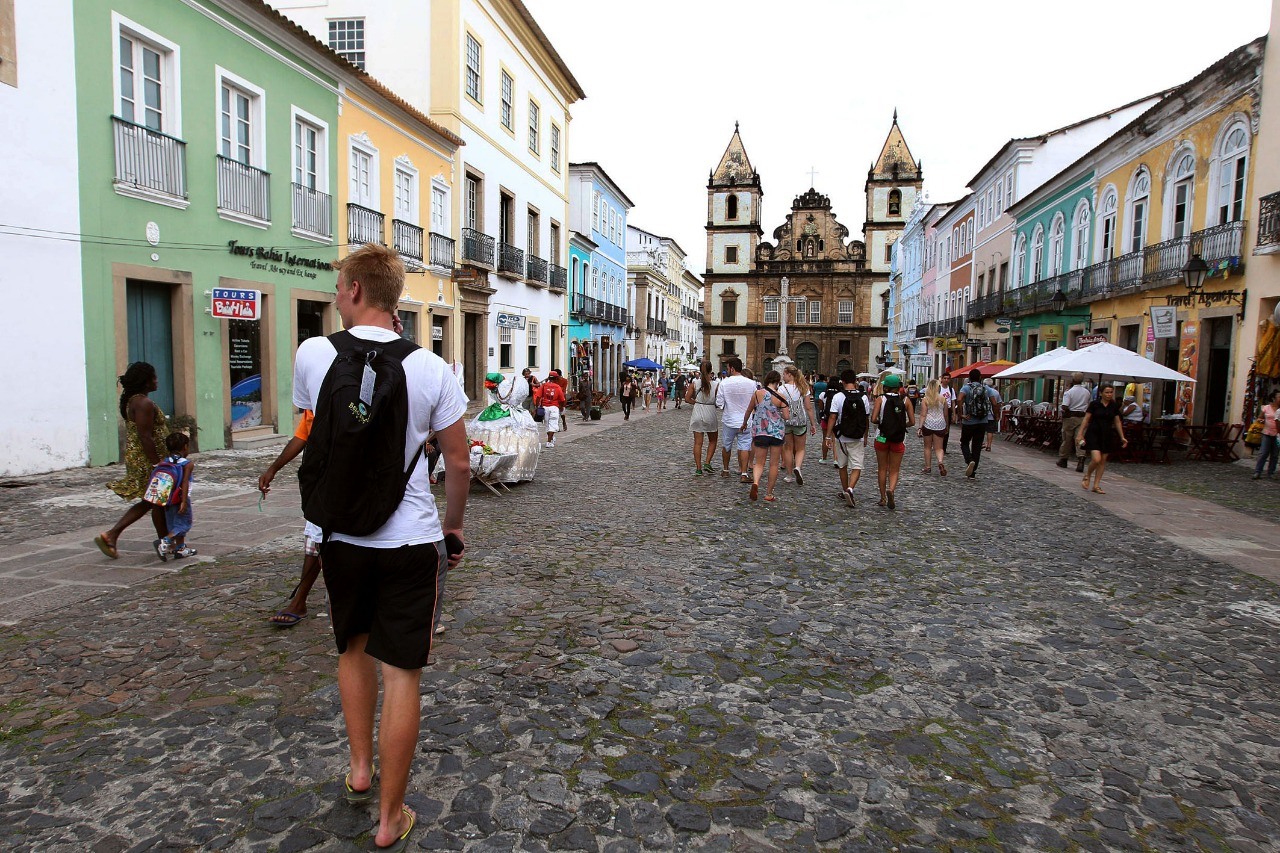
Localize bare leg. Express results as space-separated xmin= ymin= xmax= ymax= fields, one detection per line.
xmin=752 ymin=446 xmax=765 ymax=486
xmin=102 ymin=501 xmax=153 ymax=548
xmin=722 ymin=443 xmax=732 ymax=472
xmin=704 ymin=433 xmax=718 ymax=468
xmin=692 ymin=433 xmax=704 ymax=471
xmin=374 ymin=661 xmax=423 ymax=848
xmin=887 ymin=449 xmax=903 ymax=495
xmin=738 ymin=448 xmax=751 ymax=477
xmin=765 ymin=445 xmax=781 ymax=496
xmin=285 ymin=553 xmax=322 ymax=617
xmin=876 ymin=445 xmax=889 ymax=502
xmin=1092 ymin=452 xmax=1109 ymax=491
xmin=337 ymin=634 xmax=378 ymax=796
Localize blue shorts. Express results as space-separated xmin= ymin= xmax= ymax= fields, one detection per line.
xmin=720 ymin=424 xmax=753 ymax=452
xmin=165 ymin=502 xmax=193 ymax=538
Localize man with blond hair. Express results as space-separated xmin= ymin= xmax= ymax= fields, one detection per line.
xmin=292 ymin=242 xmax=469 ymax=850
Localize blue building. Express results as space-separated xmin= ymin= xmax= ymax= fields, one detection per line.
xmin=569 ymin=162 xmax=635 ymax=395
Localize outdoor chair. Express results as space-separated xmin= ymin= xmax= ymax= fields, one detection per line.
xmin=1193 ymin=422 xmax=1243 ymax=462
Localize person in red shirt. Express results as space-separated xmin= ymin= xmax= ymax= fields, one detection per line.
xmin=539 ymin=374 xmax=566 ymax=447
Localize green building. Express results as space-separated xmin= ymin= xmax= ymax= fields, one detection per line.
xmin=75 ymin=0 xmax=341 ymax=462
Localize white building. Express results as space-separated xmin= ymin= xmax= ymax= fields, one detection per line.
xmin=271 ymin=0 xmax=584 ymax=399
xmin=626 ymin=225 xmax=688 ymax=366
xmin=0 ymin=0 xmax=87 ymax=474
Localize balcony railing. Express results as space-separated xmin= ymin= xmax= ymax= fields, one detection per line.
xmin=526 ymin=254 xmax=548 ymax=284
xmin=497 ymin=242 xmax=524 ymax=277
xmin=392 ymin=219 xmax=424 ymax=261
xmin=1258 ymin=191 xmax=1280 ymax=253
xmin=292 ymin=183 xmax=331 ymax=238
xmin=970 ymin=220 xmax=1248 ymax=319
xmin=216 ymin=155 xmax=270 ymax=221
xmin=549 ymin=263 xmax=567 ymax=292
xmin=112 ymin=116 xmax=187 ymax=200
xmin=429 ymin=232 xmax=454 ymax=269
xmin=646 ymin=317 xmax=657 ymax=332
xmin=348 ymin=203 xmax=385 ymax=246
xmin=461 ymin=227 xmax=494 ymax=267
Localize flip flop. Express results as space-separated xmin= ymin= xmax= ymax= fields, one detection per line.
xmin=749 ymin=483 xmax=759 ymax=501
xmin=1081 ymin=479 xmax=1090 ymax=490
xmin=269 ymin=610 xmax=305 ymax=627
xmin=1092 ymin=487 xmax=1106 ymax=494
xmin=94 ymin=534 xmax=118 ymax=560
xmin=343 ymin=764 xmax=378 ymax=803
xmin=763 ymin=494 xmax=777 ymax=502
xmin=376 ymin=806 xmax=417 ymax=852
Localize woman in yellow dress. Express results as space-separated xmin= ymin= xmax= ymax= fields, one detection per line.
xmin=94 ymin=362 xmax=170 ymax=559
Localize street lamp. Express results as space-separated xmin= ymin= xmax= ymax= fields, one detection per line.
xmin=1182 ymin=252 xmax=1209 ymax=293
xmin=1050 ymin=287 xmax=1068 ymax=314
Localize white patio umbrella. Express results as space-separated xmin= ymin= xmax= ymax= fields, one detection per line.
xmin=1027 ymin=341 xmax=1194 ymax=384
xmin=990 ymin=346 xmax=1075 ymax=380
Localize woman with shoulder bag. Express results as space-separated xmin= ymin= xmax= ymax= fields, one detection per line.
xmin=780 ymin=365 xmax=817 ymax=485
xmin=744 ymin=370 xmax=791 ymax=503
xmin=687 ymin=361 xmax=721 ymax=475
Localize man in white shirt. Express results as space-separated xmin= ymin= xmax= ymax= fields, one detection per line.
xmin=824 ymin=369 xmax=872 ymax=507
xmin=1058 ymin=372 xmax=1092 ymax=472
xmin=939 ymin=374 xmax=955 ymax=455
xmin=292 ymin=243 xmax=470 ymax=850
xmin=714 ymin=356 xmax=757 ymax=481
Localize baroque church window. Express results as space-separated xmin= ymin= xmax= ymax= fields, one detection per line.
xmin=725 ymin=246 xmax=738 ymax=264
xmin=726 ymin=194 xmax=738 ymax=220
xmin=888 ymin=189 xmax=902 ymax=216
xmin=722 ymin=293 xmax=737 ymax=323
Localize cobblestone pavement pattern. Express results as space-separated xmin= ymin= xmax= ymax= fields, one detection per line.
xmin=3 ymin=412 xmax=1280 ymax=852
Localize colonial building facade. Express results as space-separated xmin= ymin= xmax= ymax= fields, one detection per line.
xmin=702 ymin=121 xmax=921 ymax=376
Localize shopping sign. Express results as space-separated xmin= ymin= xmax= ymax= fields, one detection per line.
xmin=1076 ymin=333 xmax=1108 ymax=348
xmin=211 ymin=288 xmax=261 ymax=320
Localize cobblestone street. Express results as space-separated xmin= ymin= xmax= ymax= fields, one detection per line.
xmin=3 ymin=409 xmax=1280 ymax=852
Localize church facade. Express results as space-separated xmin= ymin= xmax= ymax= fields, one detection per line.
xmin=702 ymin=119 xmax=921 ymax=378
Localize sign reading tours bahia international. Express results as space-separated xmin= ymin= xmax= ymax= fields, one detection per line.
xmin=1151 ymin=306 xmax=1178 ymax=339
xmin=212 ymin=288 xmax=261 ymax=320
xmin=226 ymin=240 xmax=328 ymax=280
xmin=496 ymin=312 xmax=526 ymax=330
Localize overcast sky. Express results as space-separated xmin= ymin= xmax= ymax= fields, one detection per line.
xmin=524 ymin=0 xmax=1271 ymax=276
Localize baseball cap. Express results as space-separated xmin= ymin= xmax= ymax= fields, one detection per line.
xmin=883 ymin=374 xmax=902 ymax=389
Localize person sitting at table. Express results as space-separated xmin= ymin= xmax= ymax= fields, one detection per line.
xmin=1077 ymin=384 xmax=1128 ymax=494
xmin=1121 ymin=395 xmax=1144 ymax=424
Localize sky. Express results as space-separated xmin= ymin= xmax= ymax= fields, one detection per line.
xmin=523 ymin=0 xmax=1272 ymax=276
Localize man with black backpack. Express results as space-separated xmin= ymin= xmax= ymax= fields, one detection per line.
xmin=956 ymin=367 xmax=999 ymax=479
xmin=824 ymin=369 xmax=871 ymax=507
xmin=292 ymin=243 xmax=470 ymax=851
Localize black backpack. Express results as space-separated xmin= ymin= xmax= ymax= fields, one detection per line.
xmin=837 ymin=389 xmax=868 ymax=440
xmin=878 ymin=393 xmax=908 ymax=443
xmin=963 ymin=381 xmax=990 ymax=421
xmin=298 ymin=331 xmax=421 ymax=538
xmin=822 ymin=385 xmax=842 ymax=420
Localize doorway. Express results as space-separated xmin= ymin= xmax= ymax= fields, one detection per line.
xmin=125 ymin=280 xmax=175 ymax=417
xmin=464 ymin=312 xmax=481 ymax=400
xmin=228 ymin=318 xmax=263 ymax=431
xmin=795 ymin=342 xmax=818 ymax=373
xmin=297 ymin=299 xmax=327 ymax=346
xmin=1203 ymin=317 xmax=1232 ymax=425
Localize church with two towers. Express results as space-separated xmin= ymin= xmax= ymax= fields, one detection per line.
xmin=702 ymin=117 xmax=922 ymax=377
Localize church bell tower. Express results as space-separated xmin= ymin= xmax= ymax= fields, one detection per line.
xmin=864 ymin=111 xmax=923 ymax=275
xmin=707 ymin=123 xmax=763 ymax=276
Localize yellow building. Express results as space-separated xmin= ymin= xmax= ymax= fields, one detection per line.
xmin=1079 ymin=39 xmax=1262 ymax=426
xmin=336 ymin=77 xmax=465 ymax=361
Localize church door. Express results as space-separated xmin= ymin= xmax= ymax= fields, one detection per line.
xmin=795 ymin=342 xmax=819 ymax=374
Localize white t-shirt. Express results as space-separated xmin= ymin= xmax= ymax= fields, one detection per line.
xmin=827 ymin=389 xmax=873 ymax=443
xmin=1062 ymin=384 xmax=1092 ymax=414
xmin=292 ymin=325 xmax=468 ymax=547
xmin=716 ymin=374 xmax=758 ymax=428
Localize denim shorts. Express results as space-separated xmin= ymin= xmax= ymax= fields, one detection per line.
xmin=720 ymin=423 xmax=753 ymax=452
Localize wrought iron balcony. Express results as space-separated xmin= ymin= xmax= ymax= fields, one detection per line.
xmin=497 ymin=242 xmax=524 ymax=277
xmin=347 ymin=203 xmax=385 ymax=246
xmin=216 ymin=156 xmax=270 ymax=221
xmin=646 ymin=317 xmax=657 ymax=332
xmin=112 ymin=116 xmax=187 ymax=200
xmin=1258 ymin=192 xmax=1280 ymax=253
xmin=429 ymin=232 xmax=454 ymax=269
xmin=526 ymin=254 xmax=548 ymax=285
xmin=392 ymin=219 xmax=424 ymax=262
xmin=461 ymin=227 xmax=494 ymax=267
xmin=292 ymin=183 xmax=331 ymax=238
xmin=549 ymin=263 xmax=567 ymax=292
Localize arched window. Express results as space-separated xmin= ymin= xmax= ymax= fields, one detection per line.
xmin=1127 ymin=169 xmax=1150 ymax=253
xmin=1217 ymin=124 xmax=1249 ymax=224
xmin=888 ymin=188 xmax=902 ymax=216
xmin=1097 ymin=188 xmax=1118 ymax=262
xmin=1049 ymin=213 xmax=1065 ymax=276
xmin=726 ymin=193 xmax=739 ymax=221
xmin=1013 ymin=234 xmax=1027 ymax=288
xmin=1072 ymin=200 xmax=1090 ymax=270
xmin=1168 ymin=151 xmax=1195 ymax=239
xmin=571 ymin=258 xmax=580 ymax=295
xmin=1030 ymin=226 xmax=1045 ymax=283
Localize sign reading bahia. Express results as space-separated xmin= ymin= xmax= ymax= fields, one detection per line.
xmin=212 ymin=288 xmax=261 ymax=320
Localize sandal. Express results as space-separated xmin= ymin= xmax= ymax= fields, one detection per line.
xmin=749 ymin=483 xmax=759 ymax=501
xmin=720 ymin=470 xmax=731 ymax=477
xmin=94 ymin=534 xmax=119 ymax=560
xmin=343 ymin=763 xmax=378 ymax=803
xmin=763 ymin=494 xmax=777 ymax=502
xmin=1081 ymin=478 xmax=1090 ymax=490
xmin=376 ymin=806 xmax=416 ymax=852
xmin=921 ymin=468 xmax=931 ymax=474
xmin=1092 ymin=487 xmax=1106 ymax=494
xmin=939 ymin=463 xmax=947 ymax=477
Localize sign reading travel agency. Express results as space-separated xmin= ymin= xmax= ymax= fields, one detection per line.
xmin=211 ymin=288 xmax=261 ymax=320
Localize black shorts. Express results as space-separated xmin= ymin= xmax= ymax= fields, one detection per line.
xmin=321 ymin=540 xmax=444 ymax=670
xmin=753 ymin=435 xmax=784 ymax=447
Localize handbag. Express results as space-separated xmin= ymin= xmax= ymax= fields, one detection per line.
xmin=534 ymin=406 xmax=545 ymax=423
